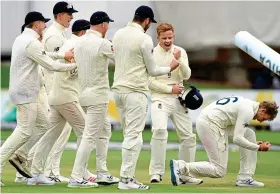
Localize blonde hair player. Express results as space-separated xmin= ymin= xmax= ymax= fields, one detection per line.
xmin=148 ymin=23 xmax=202 ymax=184
xmin=170 ymin=96 xmax=278 ymax=187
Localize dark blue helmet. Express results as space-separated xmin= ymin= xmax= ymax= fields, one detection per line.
xmin=178 ymin=85 xmax=203 ymax=110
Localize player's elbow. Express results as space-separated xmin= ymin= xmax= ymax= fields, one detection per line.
xmin=148 ymin=69 xmax=159 ymax=76
xmin=180 ymin=69 xmax=191 ymax=80
xmin=183 ymin=72 xmax=191 ymax=80
xmin=232 ymin=136 xmax=240 ymax=145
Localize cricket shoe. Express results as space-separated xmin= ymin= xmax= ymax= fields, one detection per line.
xmin=48 ymin=175 xmax=69 ymax=183
xmin=118 ymin=178 xmax=149 ymax=190
xmin=170 ymin=159 xmax=182 ymax=186
xmin=27 ymin=174 xmax=55 ymax=185
xmin=15 ymin=177 xmax=27 ymax=183
xmin=9 ymin=154 xmax=32 ymax=178
xmin=67 ymin=178 xmax=98 ymax=188
xmin=181 ymin=176 xmax=203 ymax=185
xmin=96 ymin=173 xmax=119 ymax=185
xmin=150 ymin=174 xmax=162 ymax=183
xmin=133 ymin=176 xmax=143 ymax=185
xmin=236 ymin=179 xmax=264 ymax=187
xmin=83 ymin=170 xmax=97 ymax=182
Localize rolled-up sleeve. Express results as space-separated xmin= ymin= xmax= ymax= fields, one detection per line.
xmin=26 ymin=40 xmax=76 ymax=72
xmin=141 ymin=37 xmax=171 ymax=76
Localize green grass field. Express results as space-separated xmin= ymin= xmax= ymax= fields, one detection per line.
xmin=1 ymin=130 xmax=280 ymax=193
xmin=1 ymin=150 xmax=280 ymax=193
xmin=2 ymin=129 xmax=280 ymax=145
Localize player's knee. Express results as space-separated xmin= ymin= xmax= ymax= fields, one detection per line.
xmin=122 ymin=134 xmax=143 ymax=150
xmin=152 ymin=129 xmax=168 ymax=140
xmin=180 ymin=134 xmax=196 ymax=147
xmin=103 ymin=125 xmax=112 ymax=139
xmin=213 ymin=167 xmax=227 ymax=178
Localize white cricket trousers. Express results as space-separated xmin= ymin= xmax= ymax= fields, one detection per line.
xmin=31 ymin=102 xmax=85 ymax=174
xmin=177 ymin=114 xmax=257 ymax=181
xmin=70 ymin=103 xmax=108 ymax=182
xmin=113 ymin=92 xmax=148 ymax=179
xmin=149 ymin=98 xmax=196 ymax=176
xmin=82 ymin=106 xmax=112 ymax=175
xmin=14 ymin=87 xmax=50 ymax=165
xmin=44 ymin=123 xmax=72 ymax=176
xmin=14 ymin=87 xmax=72 ymax=177
xmin=0 ymin=101 xmax=48 ymax=175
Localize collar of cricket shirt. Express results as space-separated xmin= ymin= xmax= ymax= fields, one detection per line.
xmin=253 ymin=101 xmax=260 ymax=116
xmin=156 ymin=43 xmax=174 ymax=54
xmin=53 ymin=21 xmax=67 ymax=33
xmin=23 ymin=27 xmax=40 ymax=40
xmin=127 ymin=22 xmax=144 ymax=33
xmin=87 ymin=29 xmax=102 ymax=38
xmin=71 ymin=34 xmax=79 ymax=40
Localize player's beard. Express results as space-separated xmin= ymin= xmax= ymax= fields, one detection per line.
xmin=144 ymin=23 xmax=151 ymax=33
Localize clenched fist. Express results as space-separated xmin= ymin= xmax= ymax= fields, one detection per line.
xmin=258 ymin=141 xmax=271 ymax=152
xmin=173 ymin=48 xmax=181 ymax=60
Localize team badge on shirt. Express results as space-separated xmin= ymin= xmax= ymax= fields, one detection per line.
xmin=54 ymin=47 xmax=60 ymax=52
xmin=243 ymin=123 xmax=249 ymax=128
xmin=151 ymin=49 xmax=154 ymax=54
xmin=111 ymin=45 xmax=114 ymax=52
xmin=42 ymin=51 xmax=46 ymax=55
xmin=158 ymin=103 xmax=162 ymax=109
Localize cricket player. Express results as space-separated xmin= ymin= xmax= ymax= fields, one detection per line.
xmin=112 ymin=6 xmax=179 ymax=190
xmin=0 ymin=11 xmax=76 ymax=187
xmin=69 ymin=11 xmax=117 ymax=188
xmin=9 ymin=2 xmax=81 ymax=182
xmin=43 ymin=19 xmax=95 ymax=184
xmin=26 ymin=19 xmax=94 ymax=186
xmin=12 ymin=68 xmax=50 ymax=183
xmin=39 ymin=1 xmax=98 ymax=182
xmin=41 ymin=1 xmax=78 ymax=94
xmin=170 ymin=96 xmax=278 ymax=187
xmin=148 ymin=23 xmax=202 ymax=184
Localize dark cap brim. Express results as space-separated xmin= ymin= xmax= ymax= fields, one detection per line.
xmin=44 ymin=18 xmax=51 ymax=23
xmin=109 ymin=18 xmax=114 ymax=22
xmin=151 ymin=18 xmax=157 ymax=23
xmin=67 ymin=9 xmax=78 ymax=13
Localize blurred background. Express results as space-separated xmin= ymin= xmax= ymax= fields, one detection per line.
xmin=1 ymin=1 xmax=280 ymax=131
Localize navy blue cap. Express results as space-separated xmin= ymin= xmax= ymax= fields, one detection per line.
xmin=72 ymin=19 xmax=90 ymax=32
xmin=135 ymin=5 xmax=157 ymax=23
xmin=179 ymin=86 xmax=203 ymax=110
xmin=22 ymin=11 xmax=50 ymax=32
xmin=53 ymin=1 xmax=78 ymax=14
xmin=90 ymin=11 xmax=114 ymax=25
